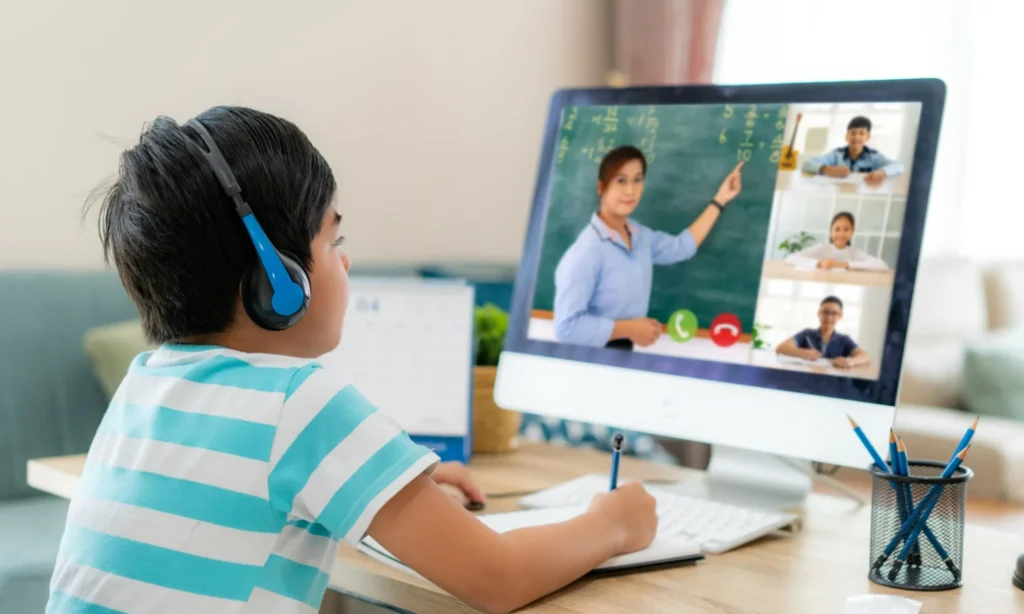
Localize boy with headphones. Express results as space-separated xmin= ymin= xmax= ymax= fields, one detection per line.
xmin=46 ymin=106 xmax=657 ymax=614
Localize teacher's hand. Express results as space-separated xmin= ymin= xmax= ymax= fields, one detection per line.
xmin=714 ymin=162 xmax=744 ymax=205
xmin=625 ymin=318 xmax=663 ymax=347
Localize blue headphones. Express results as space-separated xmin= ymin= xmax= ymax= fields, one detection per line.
xmin=185 ymin=118 xmax=310 ymax=331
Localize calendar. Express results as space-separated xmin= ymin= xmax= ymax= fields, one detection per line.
xmin=318 ymin=276 xmax=475 ymax=462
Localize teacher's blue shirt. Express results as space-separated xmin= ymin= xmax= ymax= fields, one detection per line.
xmin=553 ymin=213 xmax=698 ymax=347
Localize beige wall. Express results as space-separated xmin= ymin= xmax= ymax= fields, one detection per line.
xmin=0 ymin=0 xmax=612 ymax=269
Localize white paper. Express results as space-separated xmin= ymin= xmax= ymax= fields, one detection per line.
xmin=844 ymin=594 xmax=922 ymax=614
xmin=359 ymin=505 xmax=702 ymax=575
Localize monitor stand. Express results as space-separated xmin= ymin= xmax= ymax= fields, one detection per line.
xmin=657 ymin=444 xmax=867 ymax=511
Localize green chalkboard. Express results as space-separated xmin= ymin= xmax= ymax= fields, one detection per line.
xmin=532 ymin=102 xmax=788 ymax=333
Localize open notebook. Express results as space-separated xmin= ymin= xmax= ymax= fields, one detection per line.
xmin=358 ymin=505 xmax=704 ymax=577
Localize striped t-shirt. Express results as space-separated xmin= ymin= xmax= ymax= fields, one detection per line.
xmin=47 ymin=344 xmax=439 ymax=614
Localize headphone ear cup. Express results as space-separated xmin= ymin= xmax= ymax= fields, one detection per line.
xmin=241 ymin=250 xmax=311 ymax=331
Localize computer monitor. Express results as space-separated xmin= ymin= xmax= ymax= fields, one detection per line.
xmin=495 ymin=79 xmax=945 ymax=506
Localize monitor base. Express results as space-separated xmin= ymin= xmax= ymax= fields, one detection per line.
xmin=658 ymin=444 xmax=868 ymax=511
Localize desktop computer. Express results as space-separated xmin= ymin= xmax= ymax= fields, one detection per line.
xmin=494 ymin=79 xmax=945 ymax=551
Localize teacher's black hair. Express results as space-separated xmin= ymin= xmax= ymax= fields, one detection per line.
xmin=84 ymin=106 xmax=336 ymax=344
xmin=598 ymin=145 xmax=647 ymax=188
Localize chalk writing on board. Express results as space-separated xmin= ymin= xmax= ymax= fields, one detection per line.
xmin=564 ymin=106 xmax=578 ymax=131
xmin=770 ymin=106 xmax=788 ymax=163
xmin=717 ymin=103 xmax=788 ymax=165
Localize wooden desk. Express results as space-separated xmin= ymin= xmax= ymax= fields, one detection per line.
xmin=27 ymin=443 xmax=1024 ymax=614
xmin=776 ymin=169 xmax=910 ymax=196
xmin=762 ymin=260 xmax=895 ymax=287
xmin=749 ymin=348 xmax=880 ymax=380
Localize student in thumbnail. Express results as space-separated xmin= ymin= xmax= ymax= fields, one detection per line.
xmin=775 ymin=296 xmax=870 ymax=369
xmin=553 ymin=145 xmax=744 ymax=350
xmin=785 ymin=211 xmax=889 ymax=271
xmin=802 ymin=116 xmax=904 ymax=186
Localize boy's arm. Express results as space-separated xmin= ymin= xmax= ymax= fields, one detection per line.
xmin=875 ymin=152 xmax=904 ymax=176
xmin=801 ymin=150 xmax=837 ymax=174
xmin=368 ymin=477 xmax=652 ymax=614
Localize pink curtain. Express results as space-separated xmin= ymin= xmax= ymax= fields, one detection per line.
xmin=611 ymin=0 xmax=725 ymax=85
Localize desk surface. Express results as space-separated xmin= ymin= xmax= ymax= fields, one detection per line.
xmin=28 ymin=443 xmax=1024 ymax=614
xmin=749 ymin=348 xmax=880 ymax=380
xmin=775 ymin=169 xmax=910 ymax=196
xmin=762 ymin=260 xmax=895 ymax=287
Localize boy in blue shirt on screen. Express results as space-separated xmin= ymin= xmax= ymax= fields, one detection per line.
xmin=801 ymin=116 xmax=904 ymax=186
xmin=46 ymin=106 xmax=657 ymax=614
xmin=775 ymin=296 xmax=871 ymax=370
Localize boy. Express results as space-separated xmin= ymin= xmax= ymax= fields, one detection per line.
xmin=774 ymin=296 xmax=871 ymax=369
xmin=46 ymin=106 xmax=656 ymax=614
xmin=801 ymin=116 xmax=904 ymax=186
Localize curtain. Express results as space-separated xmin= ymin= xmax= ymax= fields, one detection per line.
xmin=611 ymin=0 xmax=726 ymax=85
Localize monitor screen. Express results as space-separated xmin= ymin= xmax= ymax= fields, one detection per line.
xmin=503 ymin=81 xmax=944 ymax=410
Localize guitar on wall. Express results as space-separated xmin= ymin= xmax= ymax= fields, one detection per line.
xmin=777 ymin=112 xmax=802 ymax=171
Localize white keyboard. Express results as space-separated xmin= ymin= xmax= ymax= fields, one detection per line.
xmin=518 ymin=474 xmax=799 ymax=554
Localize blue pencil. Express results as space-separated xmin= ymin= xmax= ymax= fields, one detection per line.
xmin=873 ymin=446 xmax=969 ymax=576
xmin=609 ymin=433 xmax=623 ymax=490
xmin=896 ymin=436 xmax=923 ymax=565
xmin=952 ymin=416 xmax=979 ymax=458
xmin=890 ymin=433 xmax=916 ymax=563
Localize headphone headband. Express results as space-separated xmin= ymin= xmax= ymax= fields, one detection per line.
xmin=185 ymin=119 xmax=251 ymax=217
xmin=183 ymin=116 xmax=308 ymax=323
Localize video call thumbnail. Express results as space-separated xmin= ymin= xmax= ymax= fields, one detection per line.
xmin=527 ymin=101 xmax=921 ymax=381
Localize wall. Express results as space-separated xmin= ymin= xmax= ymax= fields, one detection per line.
xmin=0 ymin=0 xmax=612 ymax=269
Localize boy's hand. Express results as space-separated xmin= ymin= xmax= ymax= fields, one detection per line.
xmin=431 ymin=462 xmax=485 ymax=505
xmin=821 ymin=165 xmax=851 ymax=178
xmin=864 ymin=169 xmax=887 ymax=186
xmin=586 ymin=482 xmax=658 ymax=554
xmin=831 ymin=357 xmax=852 ymax=369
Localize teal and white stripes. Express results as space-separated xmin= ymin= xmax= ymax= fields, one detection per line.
xmin=47 ymin=344 xmax=438 ymax=614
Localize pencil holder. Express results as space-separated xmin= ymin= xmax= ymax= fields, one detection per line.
xmin=867 ymin=460 xmax=972 ymax=591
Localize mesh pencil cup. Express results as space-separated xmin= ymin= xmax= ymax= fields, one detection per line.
xmin=867 ymin=459 xmax=972 ymax=591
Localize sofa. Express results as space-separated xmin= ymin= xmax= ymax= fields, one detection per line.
xmin=0 ymin=271 xmax=141 ymax=614
xmin=888 ymin=257 xmax=1024 ymax=502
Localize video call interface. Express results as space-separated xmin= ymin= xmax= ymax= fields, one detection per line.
xmin=527 ymin=101 xmax=922 ymax=381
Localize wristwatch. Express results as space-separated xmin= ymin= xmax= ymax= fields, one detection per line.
xmin=710 ymin=199 xmax=725 ymax=212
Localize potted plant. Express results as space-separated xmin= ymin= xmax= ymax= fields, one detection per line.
xmin=751 ymin=322 xmax=773 ymax=350
xmin=778 ymin=231 xmax=815 ymax=257
xmin=472 ymin=303 xmax=521 ymax=453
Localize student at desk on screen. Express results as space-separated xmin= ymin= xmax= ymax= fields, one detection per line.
xmin=45 ymin=106 xmax=660 ymax=614
xmin=775 ymin=296 xmax=870 ymax=369
xmin=553 ymin=146 xmax=744 ymax=350
xmin=785 ymin=211 xmax=889 ymax=271
xmin=801 ymin=116 xmax=904 ymax=187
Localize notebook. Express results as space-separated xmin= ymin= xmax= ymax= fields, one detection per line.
xmin=358 ymin=505 xmax=704 ymax=577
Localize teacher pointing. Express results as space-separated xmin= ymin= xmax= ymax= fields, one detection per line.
xmin=553 ymin=145 xmax=744 ymax=350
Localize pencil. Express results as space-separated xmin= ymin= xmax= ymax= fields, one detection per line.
xmin=874 ymin=446 xmax=969 ymax=577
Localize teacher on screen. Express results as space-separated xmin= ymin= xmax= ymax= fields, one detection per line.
xmin=553 ymin=145 xmax=744 ymax=350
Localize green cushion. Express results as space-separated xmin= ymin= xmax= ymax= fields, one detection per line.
xmin=83 ymin=319 xmax=155 ymax=400
xmin=962 ymin=328 xmax=1024 ymax=420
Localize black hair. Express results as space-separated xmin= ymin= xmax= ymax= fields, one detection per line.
xmin=821 ymin=295 xmax=844 ymax=310
xmin=598 ymin=146 xmax=647 ymax=187
xmin=87 ymin=106 xmax=337 ymax=343
xmin=831 ymin=211 xmax=855 ymax=228
xmin=847 ymin=116 xmax=872 ymax=132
